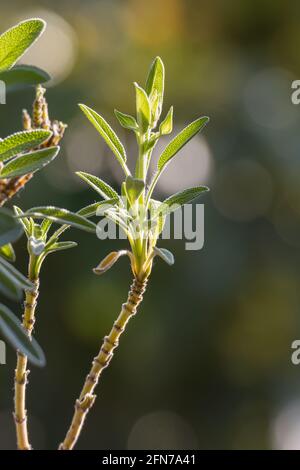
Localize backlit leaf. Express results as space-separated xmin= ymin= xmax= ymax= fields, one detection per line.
xmin=0 ymin=130 xmax=51 ymax=162
xmin=0 ymin=19 xmax=45 ymax=72
xmin=0 ymin=146 xmax=59 ymax=178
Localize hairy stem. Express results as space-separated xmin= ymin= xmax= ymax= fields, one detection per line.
xmin=59 ymin=276 xmax=148 ymax=450
xmin=14 ymin=274 xmax=39 ymax=450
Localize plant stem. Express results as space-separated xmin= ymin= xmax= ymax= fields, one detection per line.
xmin=59 ymin=276 xmax=149 ymax=450
xmin=14 ymin=258 xmax=39 ymax=451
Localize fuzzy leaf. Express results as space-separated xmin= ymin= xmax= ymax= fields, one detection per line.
xmin=0 ymin=130 xmax=52 ymax=163
xmin=149 ymin=199 xmax=166 ymax=237
xmin=157 ymin=117 xmax=209 ymax=173
xmin=114 ymin=109 xmax=138 ymax=131
xmin=40 ymin=218 xmax=52 ymax=237
xmin=159 ymin=106 xmax=173 ymax=135
xmin=79 ymin=104 xmax=127 ymax=167
xmin=0 ymin=65 xmax=50 ymax=90
xmin=0 ymin=19 xmax=46 ymax=72
xmin=0 ymin=208 xmax=23 ymax=247
xmin=156 ymin=186 xmax=209 ymax=217
xmin=76 ymin=171 xmax=119 ymax=200
xmin=0 ymin=244 xmax=15 ymax=262
xmin=134 ymin=83 xmax=151 ymax=133
xmin=153 ymin=247 xmax=175 ymax=266
xmin=145 ymin=56 xmax=165 ymax=123
xmin=13 ymin=206 xmax=32 ymax=237
xmin=78 ymin=199 xmax=118 ymax=218
xmin=0 ymin=303 xmax=45 ymax=366
xmin=19 ymin=207 xmax=97 ymax=233
xmin=93 ymin=250 xmax=129 ymax=275
xmin=125 ymin=176 xmax=144 ymax=206
xmin=45 ymin=241 xmax=77 ymax=255
xmin=0 ymin=146 xmax=59 ymax=179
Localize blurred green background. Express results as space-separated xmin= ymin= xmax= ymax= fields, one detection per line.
xmin=1 ymin=0 xmax=300 ymax=450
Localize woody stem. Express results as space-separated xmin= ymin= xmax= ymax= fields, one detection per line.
xmin=59 ymin=276 xmax=148 ymax=450
xmin=14 ymin=256 xmax=39 ymax=450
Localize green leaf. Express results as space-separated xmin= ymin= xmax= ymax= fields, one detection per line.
xmin=114 ymin=109 xmax=138 ymax=131
xmin=0 ymin=208 xmax=23 ymax=247
xmin=0 ymin=130 xmax=52 ymax=162
xmin=0 ymin=256 xmax=34 ymax=290
xmin=125 ymin=176 xmax=145 ymax=206
xmin=0 ymin=270 xmax=21 ymax=300
xmin=78 ymin=199 xmax=119 ymax=218
xmin=0 ymin=244 xmax=15 ymax=262
xmin=79 ymin=104 xmax=128 ymax=171
xmin=145 ymin=56 xmax=165 ymax=123
xmin=0 ymin=146 xmax=60 ymax=178
xmin=40 ymin=218 xmax=52 ymax=237
xmin=153 ymin=247 xmax=175 ymax=266
xmin=13 ymin=206 xmax=32 ymax=237
xmin=19 ymin=207 xmax=97 ymax=233
xmin=149 ymin=199 xmax=165 ymax=237
xmin=0 ymin=65 xmax=50 ymax=90
xmin=76 ymin=171 xmax=119 ymax=200
xmin=157 ymin=117 xmax=209 ymax=172
xmin=134 ymin=83 xmax=151 ymax=133
xmin=93 ymin=250 xmax=129 ymax=275
xmin=0 ymin=303 xmax=45 ymax=366
xmin=159 ymin=106 xmax=173 ymax=135
xmin=156 ymin=186 xmax=209 ymax=217
xmin=0 ymin=19 xmax=46 ymax=72
xmin=44 ymin=241 xmax=77 ymax=255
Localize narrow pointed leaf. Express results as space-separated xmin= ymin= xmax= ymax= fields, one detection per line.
xmin=0 ymin=146 xmax=60 ymax=179
xmin=45 ymin=241 xmax=77 ymax=255
xmin=0 ymin=208 xmax=23 ymax=247
xmin=0 ymin=65 xmax=50 ymax=90
xmin=79 ymin=104 xmax=127 ymax=167
xmin=157 ymin=117 xmax=209 ymax=172
xmin=93 ymin=250 xmax=129 ymax=275
xmin=134 ymin=83 xmax=151 ymax=132
xmin=78 ymin=199 xmax=118 ymax=218
xmin=0 ymin=130 xmax=52 ymax=162
xmin=0 ymin=19 xmax=46 ymax=72
xmin=159 ymin=106 xmax=173 ymax=135
xmin=0 ymin=303 xmax=45 ymax=366
xmin=76 ymin=171 xmax=119 ymax=200
xmin=114 ymin=110 xmax=138 ymax=130
xmin=19 ymin=207 xmax=97 ymax=233
xmin=13 ymin=206 xmax=32 ymax=237
xmin=40 ymin=218 xmax=52 ymax=236
xmin=153 ymin=247 xmax=175 ymax=266
xmin=146 ymin=56 xmax=165 ymax=99
xmin=156 ymin=186 xmax=209 ymax=217
xmin=145 ymin=57 xmax=165 ymax=123
xmin=0 ymin=244 xmax=15 ymax=262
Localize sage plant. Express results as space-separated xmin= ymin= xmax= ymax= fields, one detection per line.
xmin=12 ymin=88 xmax=67 ymax=450
xmin=13 ymin=208 xmax=76 ymax=450
xmin=0 ymin=19 xmax=64 ymax=374
xmin=22 ymin=57 xmax=209 ymax=449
